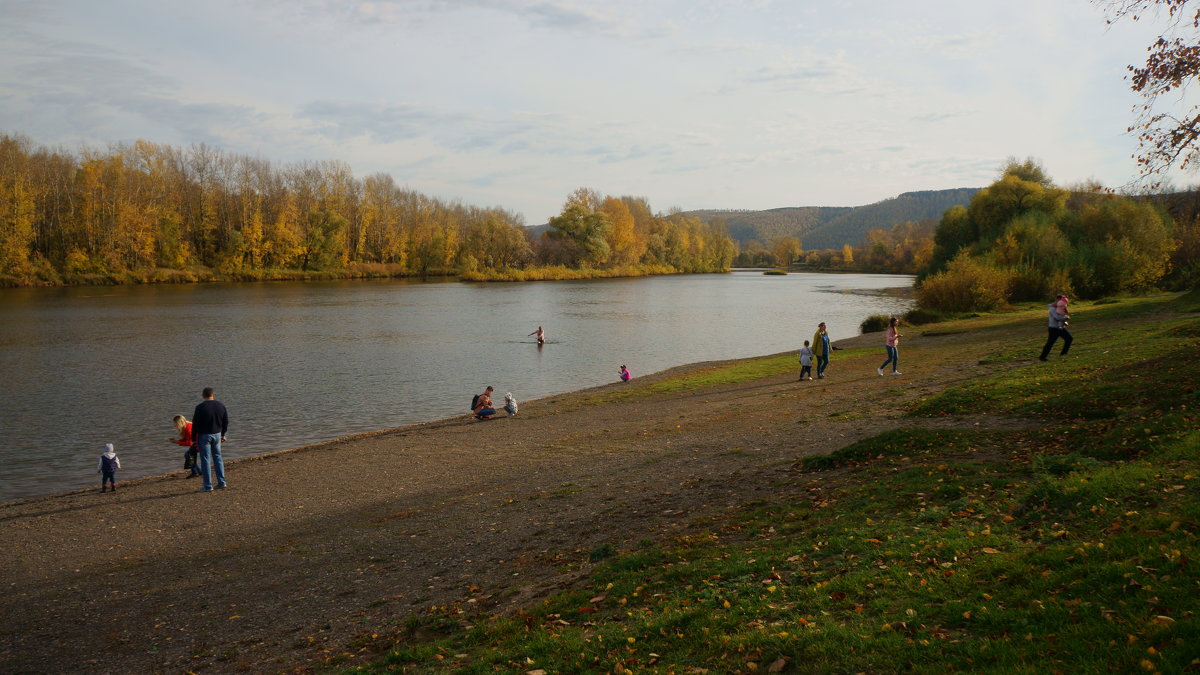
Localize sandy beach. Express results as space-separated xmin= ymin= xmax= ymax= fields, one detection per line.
xmin=1 ymin=325 xmax=1033 ymax=673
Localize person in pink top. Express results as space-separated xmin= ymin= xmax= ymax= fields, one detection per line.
xmin=1053 ymin=295 xmax=1070 ymax=326
xmin=877 ymin=317 xmax=902 ymax=376
xmin=618 ymin=365 xmax=631 ymax=382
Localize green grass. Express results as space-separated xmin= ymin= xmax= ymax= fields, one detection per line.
xmin=797 ymin=428 xmax=999 ymax=472
xmin=593 ymin=353 xmax=798 ymax=403
xmin=344 ymin=293 xmax=1200 ymax=674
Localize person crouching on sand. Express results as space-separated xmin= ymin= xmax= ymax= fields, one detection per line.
xmin=618 ymin=365 xmax=631 ymax=382
xmin=473 ymin=386 xmax=496 ymax=419
xmin=98 ymin=443 xmax=120 ymax=492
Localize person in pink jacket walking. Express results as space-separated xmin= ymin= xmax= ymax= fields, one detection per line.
xmin=877 ymin=317 xmax=902 ymax=376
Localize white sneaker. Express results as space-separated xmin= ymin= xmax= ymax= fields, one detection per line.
xmin=877 ymin=368 xmax=883 ymax=376
xmin=892 ymin=371 xmax=902 ymax=376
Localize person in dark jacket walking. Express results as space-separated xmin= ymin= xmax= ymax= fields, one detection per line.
xmin=192 ymin=387 xmax=229 ymax=492
xmin=1038 ymin=298 xmax=1073 ymax=361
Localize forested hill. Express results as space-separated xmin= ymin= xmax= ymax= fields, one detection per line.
xmin=683 ymin=187 xmax=980 ymax=249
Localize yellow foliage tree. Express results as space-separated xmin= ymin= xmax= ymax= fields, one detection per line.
xmin=0 ymin=177 xmax=36 ymax=276
xmin=600 ymin=196 xmax=645 ymax=265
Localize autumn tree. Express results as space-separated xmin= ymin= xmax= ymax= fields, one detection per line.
xmin=299 ymin=209 xmax=346 ymax=270
xmin=546 ymin=203 xmax=612 ymax=267
xmin=563 ymin=187 xmax=604 ymax=213
xmin=1103 ymin=1 xmax=1200 ymax=177
xmin=770 ymin=236 xmax=802 ymax=269
xmin=0 ymin=176 xmax=36 ymax=278
xmin=461 ymin=214 xmax=532 ymax=270
xmin=599 ymin=196 xmax=646 ymax=265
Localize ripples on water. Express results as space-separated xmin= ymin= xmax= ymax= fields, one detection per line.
xmin=0 ymin=272 xmax=913 ymax=500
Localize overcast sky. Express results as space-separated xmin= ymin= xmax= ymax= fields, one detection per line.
xmin=0 ymin=0 xmax=1184 ymax=224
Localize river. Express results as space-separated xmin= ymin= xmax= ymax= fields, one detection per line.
xmin=0 ymin=271 xmax=913 ymax=501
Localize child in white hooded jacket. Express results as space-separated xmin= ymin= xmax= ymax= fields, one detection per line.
xmin=504 ymin=392 xmax=518 ymax=417
xmin=97 ymin=443 xmax=121 ymax=492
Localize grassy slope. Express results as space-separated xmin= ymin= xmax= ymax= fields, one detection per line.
xmin=350 ymin=292 xmax=1200 ymax=674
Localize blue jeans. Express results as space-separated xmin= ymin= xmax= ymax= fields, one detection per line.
xmin=880 ymin=345 xmax=899 ymax=372
xmin=816 ymin=354 xmax=829 ymax=377
xmin=197 ymin=433 xmax=226 ymax=490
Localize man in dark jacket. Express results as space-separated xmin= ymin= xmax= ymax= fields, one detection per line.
xmin=192 ymin=387 xmax=229 ymax=492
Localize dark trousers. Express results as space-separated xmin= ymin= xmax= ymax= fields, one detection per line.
xmin=1040 ymin=327 xmax=1073 ymax=359
xmin=816 ymin=354 xmax=829 ymax=377
xmin=799 ymin=365 xmax=811 ymax=379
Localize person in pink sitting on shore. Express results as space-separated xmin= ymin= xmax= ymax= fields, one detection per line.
xmin=618 ymin=365 xmax=631 ymax=382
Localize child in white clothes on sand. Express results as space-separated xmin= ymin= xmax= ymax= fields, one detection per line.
xmin=798 ymin=340 xmax=814 ymax=381
xmin=504 ymin=392 xmax=518 ymax=417
xmin=97 ymin=443 xmax=120 ymax=492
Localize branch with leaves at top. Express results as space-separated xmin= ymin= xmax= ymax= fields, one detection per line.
xmin=1101 ymin=0 xmax=1200 ymax=179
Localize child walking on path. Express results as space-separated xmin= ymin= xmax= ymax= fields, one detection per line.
xmin=878 ymin=317 xmax=902 ymax=376
xmin=798 ymin=340 xmax=813 ymax=381
xmin=98 ymin=443 xmax=120 ymax=492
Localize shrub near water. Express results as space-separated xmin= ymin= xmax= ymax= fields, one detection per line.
xmin=916 ymin=250 xmax=1014 ymax=313
xmin=859 ymin=314 xmax=891 ymax=333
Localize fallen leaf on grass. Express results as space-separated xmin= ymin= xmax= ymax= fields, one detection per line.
xmin=981 ymin=547 xmax=1000 ymax=554
xmin=769 ymin=657 xmax=789 ymax=672
xmin=1150 ymin=615 xmax=1175 ymax=628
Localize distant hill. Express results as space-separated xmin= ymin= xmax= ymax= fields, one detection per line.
xmin=684 ymin=188 xmax=980 ymax=249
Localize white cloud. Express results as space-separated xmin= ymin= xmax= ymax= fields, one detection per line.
xmin=0 ymin=0 xmax=1186 ymax=220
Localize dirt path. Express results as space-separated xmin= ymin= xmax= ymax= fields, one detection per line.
xmin=0 ymin=319 xmax=1044 ymax=673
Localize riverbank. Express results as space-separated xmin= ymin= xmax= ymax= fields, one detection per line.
xmin=1 ymin=262 xmax=697 ymax=288
xmin=2 ymin=292 xmax=1196 ymax=673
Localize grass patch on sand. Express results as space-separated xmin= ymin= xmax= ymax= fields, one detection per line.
xmin=796 ymin=428 xmax=1003 ymax=472
xmin=594 ymin=353 xmax=799 ymax=403
xmin=346 ymin=293 xmax=1200 ymax=674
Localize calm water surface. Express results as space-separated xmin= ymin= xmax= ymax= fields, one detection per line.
xmin=0 ymin=272 xmax=913 ymax=501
